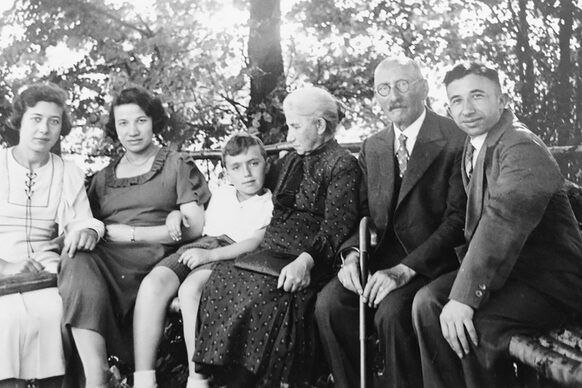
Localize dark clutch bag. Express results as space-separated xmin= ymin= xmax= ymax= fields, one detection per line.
xmin=234 ymin=249 xmax=296 ymax=277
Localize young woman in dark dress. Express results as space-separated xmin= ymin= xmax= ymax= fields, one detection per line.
xmin=192 ymin=87 xmax=361 ymax=387
xmin=58 ymin=87 xmax=210 ymax=388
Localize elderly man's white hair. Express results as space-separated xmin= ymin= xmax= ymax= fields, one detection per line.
xmin=283 ymin=86 xmax=341 ymax=134
xmin=374 ymin=56 xmax=425 ymax=80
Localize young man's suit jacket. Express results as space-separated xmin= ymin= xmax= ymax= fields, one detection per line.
xmin=450 ymin=110 xmax=582 ymax=315
xmin=347 ymin=109 xmax=467 ymax=279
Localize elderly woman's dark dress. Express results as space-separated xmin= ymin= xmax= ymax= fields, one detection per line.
xmin=194 ymin=139 xmax=361 ymax=386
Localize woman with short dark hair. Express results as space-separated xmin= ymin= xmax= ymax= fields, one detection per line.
xmin=58 ymin=86 xmax=210 ymax=388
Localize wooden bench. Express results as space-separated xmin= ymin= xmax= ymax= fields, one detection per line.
xmin=510 ymin=327 xmax=582 ymax=387
xmin=2 ymin=145 xmax=581 ymax=387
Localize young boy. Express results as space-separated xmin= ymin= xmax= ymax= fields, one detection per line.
xmin=133 ymin=133 xmax=273 ymax=388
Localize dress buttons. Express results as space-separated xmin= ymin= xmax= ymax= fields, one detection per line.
xmin=475 ymin=290 xmax=483 ymax=298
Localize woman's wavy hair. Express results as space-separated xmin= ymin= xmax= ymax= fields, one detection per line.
xmin=105 ymin=86 xmax=169 ymax=142
xmin=8 ymin=82 xmax=72 ymax=136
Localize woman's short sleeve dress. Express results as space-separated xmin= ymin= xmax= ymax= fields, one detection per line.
xmin=193 ymin=140 xmax=361 ymax=387
xmin=58 ymin=147 xmax=209 ymax=362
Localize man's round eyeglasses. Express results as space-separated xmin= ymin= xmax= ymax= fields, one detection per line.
xmin=376 ymin=79 xmax=423 ymax=97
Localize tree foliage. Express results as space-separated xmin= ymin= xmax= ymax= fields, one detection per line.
xmin=0 ymin=0 xmax=581 ymax=180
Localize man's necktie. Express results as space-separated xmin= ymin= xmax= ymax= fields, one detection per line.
xmin=465 ymin=143 xmax=475 ymax=180
xmin=396 ymin=134 xmax=409 ymax=177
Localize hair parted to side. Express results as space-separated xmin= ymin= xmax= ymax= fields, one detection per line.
xmin=443 ymin=62 xmax=501 ymax=89
xmin=8 ymin=82 xmax=72 ymax=136
xmin=221 ymin=132 xmax=267 ymax=166
xmin=282 ymin=86 xmax=344 ymax=135
xmin=105 ymin=86 xmax=169 ymax=141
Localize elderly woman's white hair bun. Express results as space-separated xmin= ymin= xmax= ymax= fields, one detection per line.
xmin=283 ymin=86 xmax=343 ymax=135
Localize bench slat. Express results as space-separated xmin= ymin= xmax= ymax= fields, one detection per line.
xmin=510 ymin=332 xmax=582 ymax=387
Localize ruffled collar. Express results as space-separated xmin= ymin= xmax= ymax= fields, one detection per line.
xmin=105 ymin=147 xmax=170 ymax=187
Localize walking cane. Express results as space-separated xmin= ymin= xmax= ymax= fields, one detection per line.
xmin=358 ymin=217 xmax=376 ymax=388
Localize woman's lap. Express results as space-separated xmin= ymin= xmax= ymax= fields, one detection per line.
xmin=0 ymin=288 xmax=65 ymax=380
xmin=194 ymin=261 xmax=320 ymax=386
xmin=59 ymin=241 xmax=173 ymax=359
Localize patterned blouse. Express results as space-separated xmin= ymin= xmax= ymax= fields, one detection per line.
xmin=262 ymin=139 xmax=361 ymax=279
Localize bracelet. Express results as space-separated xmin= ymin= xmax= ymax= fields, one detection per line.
xmin=130 ymin=226 xmax=136 ymax=242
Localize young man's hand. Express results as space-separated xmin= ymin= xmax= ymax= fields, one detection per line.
xmin=439 ymin=299 xmax=478 ymax=358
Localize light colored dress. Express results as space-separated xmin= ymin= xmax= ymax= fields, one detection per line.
xmin=0 ymin=147 xmax=104 ymax=380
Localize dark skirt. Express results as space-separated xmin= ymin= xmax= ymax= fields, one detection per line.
xmin=58 ymin=240 xmax=175 ymax=361
xmin=193 ymin=260 xmax=322 ymax=387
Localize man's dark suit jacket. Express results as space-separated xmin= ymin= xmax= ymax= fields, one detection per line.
xmin=345 ymin=109 xmax=467 ymax=279
xmin=451 ymin=110 xmax=582 ymax=315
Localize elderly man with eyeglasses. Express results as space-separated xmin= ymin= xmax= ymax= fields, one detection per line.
xmin=315 ymin=56 xmax=467 ymax=388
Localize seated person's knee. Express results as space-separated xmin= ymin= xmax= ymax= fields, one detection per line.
xmin=139 ymin=268 xmax=176 ymax=300
xmin=411 ymin=285 xmax=440 ymax=324
xmin=178 ymin=277 xmax=204 ymax=304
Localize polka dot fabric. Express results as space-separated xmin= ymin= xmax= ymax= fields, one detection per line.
xmin=193 ymin=140 xmax=361 ymax=387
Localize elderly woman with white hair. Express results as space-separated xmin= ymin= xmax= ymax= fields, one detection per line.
xmin=191 ymin=87 xmax=361 ymax=387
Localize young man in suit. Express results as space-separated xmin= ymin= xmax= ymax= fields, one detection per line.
xmin=412 ymin=62 xmax=582 ymax=387
xmin=315 ymin=57 xmax=467 ymax=388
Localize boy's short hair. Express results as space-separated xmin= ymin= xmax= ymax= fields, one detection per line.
xmin=9 ymin=82 xmax=72 ymax=136
xmin=443 ymin=62 xmax=501 ymax=89
xmin=221 ymin=133 xmax=267 ymax=166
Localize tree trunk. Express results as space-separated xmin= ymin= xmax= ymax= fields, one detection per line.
xmin=575 ymin=26 xmax=582 ymax=145
xmin=556 ymin=0 xmax=574 ymax=145
xmin=515 ymin=0 xmax=536 ymax=130
xmin=247 ymin=0 xmax=286 ymax=143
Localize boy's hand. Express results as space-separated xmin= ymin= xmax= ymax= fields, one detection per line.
xmin=277 ymin=252 xmax=314 ymax=293
xmin=63 ymin=228 xmax=99 ymax=257
xmin=179 ymin=248 xmax=213 ymax=269
xmin=166 ymin=210 xmax=189 ymax=241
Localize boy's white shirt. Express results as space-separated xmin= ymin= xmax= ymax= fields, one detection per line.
xmin=202 ymin=184 xmax=273 ymax=242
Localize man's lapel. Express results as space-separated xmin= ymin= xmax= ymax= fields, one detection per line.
xmin=464 ymin=110 xmax=513 ymax=240
xmin=398 ymin=111 xmax=446 ymax=205
xmin=369 ymin=128 xmax=396 ymax=230
xmin=465 ymin=141 xmax=486 ymax=239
